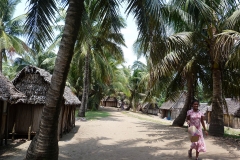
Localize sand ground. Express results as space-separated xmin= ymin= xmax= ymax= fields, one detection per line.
xmin=1 ymin=107 xmax=240 ymax=160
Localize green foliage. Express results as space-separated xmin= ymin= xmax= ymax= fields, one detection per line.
xmin=13 ymin=51 xmax=56 ymax=73
xmin=0 ymin=0 xmax=29 ymax=66
xmin=2 ymin=60 xmax=18 ymax=80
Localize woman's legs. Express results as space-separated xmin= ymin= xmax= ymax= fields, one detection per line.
xmin=188 ymin=149 xmax=192 ymax=158
xmin=196 ymin=148 xmax=199 ymax=159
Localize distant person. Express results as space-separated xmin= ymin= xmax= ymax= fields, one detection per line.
xmin=120 ymin=101 xmax=125 ymax=110
xmin=187 ymin=100 xmax=208 ymax=160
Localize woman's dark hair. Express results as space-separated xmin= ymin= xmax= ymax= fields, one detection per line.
xmin=191 ymin=99 xmax=199 ymax=105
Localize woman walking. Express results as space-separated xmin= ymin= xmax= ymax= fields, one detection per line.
xmin=187 ymin=100 xmax=208 ymax=160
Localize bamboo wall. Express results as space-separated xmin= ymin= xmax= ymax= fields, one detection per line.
xmin=104 ymin=101 xmax=117 ymax=107
xmin=147 ymin=108 xmax=159 ymax=115
xmin=207 ymin=112 xmax=240 ymax=129
xmin=171 ymin=108 xmax=182 ymax=120
xmin=7 ymin=103 xmax=76 ymax=139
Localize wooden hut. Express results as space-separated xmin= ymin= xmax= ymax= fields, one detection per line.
xmin=160 ymin=93 xmax=186 ymax=120
xmin=207 ymin=99 xmax=240 ymax=128
xmin=198 ymin=103 xmax=209 ymax=121
xmin=8 ymin=65 xmax=81 ymax=139
xmin=0 ymin=73 xmax=26 ymax=145
xmin=141 ymin=103 xmax=159 ymax=115
xmin=101 ymin=96 xmax=118 ymax=107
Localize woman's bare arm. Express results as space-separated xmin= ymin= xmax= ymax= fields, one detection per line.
xmin=187 ymin=115 xmax=190 ymax=125
xmin=201 ymin=116 xmax=208 ymax=135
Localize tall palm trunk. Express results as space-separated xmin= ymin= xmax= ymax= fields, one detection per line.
xmin=79 ymin=45 xmax=90 ymax=117
xmin=25 ymin=0 xmax=84 ymax=159
xmin=172 ymin=77 xmax=193 ymax=126
xmin=0 ymin=50 xmax=2 ymax=72
xmin=209 ymin=66 xmax=224 ymax=136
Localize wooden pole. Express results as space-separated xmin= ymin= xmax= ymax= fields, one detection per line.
xmin=12 ymin=123 xmax=15 ymax=141
xmin=28 ymin=126 xmax=31 ymax=141
xmin=4 ymin=104 xmax=9 ymax=145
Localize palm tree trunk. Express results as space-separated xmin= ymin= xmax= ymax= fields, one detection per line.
xmin=0 ymin=50 xmax=2 ymax=72
xmin=172 ymin=77 xmax=193 ymax=126
xmin=209 ymin=67 xmax=224 ymax=136
xmin=78 ymin=45 xmax=90 ymax=117
xmin=25 ymin=0 xmax=84 ymax=159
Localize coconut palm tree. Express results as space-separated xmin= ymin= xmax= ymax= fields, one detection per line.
xmin=0 ymin=0 xmax=29 ymax=72
xmin=160 ymin=0 xmax=240 ymax=136
xmin=24 ymin=0 xmax=169 ymax=158
xmin=76 ymin=0 xmax=126 ymax=117
xmin=25 ymin=0 xmax=84 ymax=159
xmin=13 ymin=51 xmax=56 ymax=73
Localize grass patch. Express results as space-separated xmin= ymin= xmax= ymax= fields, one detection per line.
xmin=75 ymin=110 xmax=110 ymax=120
xmin=224 ymin=127 xmax=240 ymax=139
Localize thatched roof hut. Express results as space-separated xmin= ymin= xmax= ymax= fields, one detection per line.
xmin=12 ymin=66 xmax=80 ymax=105
xmin=0 ymin=73 xmax=26 ymax=104
xmin=101 ymin=96 xmax=118 ymax=107
xmin=141 ymin=103 xmax=159 ymax=115
xmin=207 ymin=98 xmax=240 ymax=128
xmin=207 ymin=99 xmax=240 ymax=115
xmin=160 ymin=93 xmax=186 ymax=120
xmin=8 ymin=65 xmax=80 ymax=139
xmin=0 ymin=73 xmax=26 ymax=145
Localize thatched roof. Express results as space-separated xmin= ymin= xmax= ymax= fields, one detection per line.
xmin=12 ymin=65 xmax=80 ymax=106
xmin=0 ymin=72 xmax=26 ymax=104
xmin=207 ymin=98 xmax=240 ymax=117
xmin=142 ymin=103 xmax=159 ymax=109
xmin=160 ymin=101 xmax=175 ymax=110
xmin=160 ymin=93 xmax=186 ymax=110
xmin=103 ymin=96 xmax=117 ymax=102
xmin=63 ymin=87 xmax=81 ymax=105
xmin=198 ymin=103 xmax=209 ymax=114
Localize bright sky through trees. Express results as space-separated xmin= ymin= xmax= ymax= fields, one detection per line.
xmin=14 ymin=0 xmax=146 ymax=67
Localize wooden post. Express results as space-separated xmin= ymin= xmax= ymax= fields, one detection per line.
xmin=228 ymin=114 xmax=230 ymax=128
xmin=4 ymin=104 xmax=9 ymax=145
xmin=238 ymin=117 xmax=239 ymax=128
xmin=11 ymin=123 xmax=15 ymax=140
xmin=28 ymin=125 xmax=31 ymax=141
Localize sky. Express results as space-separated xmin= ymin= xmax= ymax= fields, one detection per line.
xmin=14 ymin=0 xmax=146 ymax=67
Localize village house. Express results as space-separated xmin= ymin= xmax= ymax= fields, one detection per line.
xmin=8 ymin=65 xmax=81 ymax=140
xmin=160 ymin=93 xmax=186 ymax=120
xmin=101 ymin=96 xmax=118 ymax=107
xmin=207 ymin=98 xmax=240 ymax=128
xmin=0 ymin=73 xmax=26 ymax=145
xmin=141 ymin=103 xmax=159 ymax=115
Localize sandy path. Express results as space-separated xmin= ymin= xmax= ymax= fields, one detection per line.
xmin=1 ymin=107 xmax=240 ymax=160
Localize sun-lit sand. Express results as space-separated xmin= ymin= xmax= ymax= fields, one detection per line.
xmin=1 ymin=107 xmax=240 ymax=160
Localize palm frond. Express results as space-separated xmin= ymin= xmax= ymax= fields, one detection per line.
xmin=24 ymin=0 xmax=58 ymax=47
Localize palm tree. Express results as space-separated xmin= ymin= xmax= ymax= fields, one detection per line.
xmin=75 ymin=0 xmax=126 ymax=117
xmin=24 ymin=0 xmax=169 ymax=158
xmin=160 ymin=0 xmax=240 ymax=136
xmin=13 ymin=47 xmax=57 ymax=73
xmin=25 ymin=0 xmax=84 ymax=159
xmin=2 ymin=60 xmax=18 ymax=79
xmin=0 ymin=0 xmax=28 ymax=72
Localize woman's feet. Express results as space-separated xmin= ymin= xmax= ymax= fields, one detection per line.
xmin=188 ymin=150 xmax=192 ymax=158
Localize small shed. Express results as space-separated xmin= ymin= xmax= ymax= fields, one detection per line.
xmin=101 ymin=97 xmax=118 ymax=107
xmin=141 ymin=103 xmax=159 ymax=115
xmin=207 ymin=99 xmax=240 ymax=128
xmin=0 ymin=73 xmax=26 ymax=145
xmin=198 ymin=103 xmax=209 ymax=121
xmin=160 ymin=93 xmax=186 ymax=120
xmin=9 ymin=65 xmax=81 ymax=139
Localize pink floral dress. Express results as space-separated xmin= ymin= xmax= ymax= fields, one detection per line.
xmin=187 ymin=109 xmax=206 ymax=152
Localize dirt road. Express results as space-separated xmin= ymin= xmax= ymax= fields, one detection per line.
xmin=1 ymin=107 xmax=240 ymax=160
